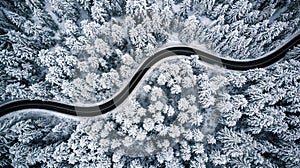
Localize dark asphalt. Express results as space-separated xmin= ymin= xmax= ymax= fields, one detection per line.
xmin=0 ymin=33 xmax=299 ymax=117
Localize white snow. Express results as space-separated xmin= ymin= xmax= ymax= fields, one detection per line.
xmin=198 ymin=16 xmax=213 ymax=26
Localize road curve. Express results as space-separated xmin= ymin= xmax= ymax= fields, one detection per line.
xmin=0 ymin=33 xmax=299 ymax=117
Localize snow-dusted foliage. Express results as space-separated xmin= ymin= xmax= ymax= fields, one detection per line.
xmin=0 ymin=111 xmax=78 ymax=167
xmin=0 ymin=0 xmax=298 ymax=103
xmin=0 ymin=59 xmax=212 ymax=167
xmin=2 ymin=45 xmax=299 ymax=167
xmin=0 ymin=0 xmax=299 ymax=167
xmin=204 ymin=46 xmax=300 ymax=168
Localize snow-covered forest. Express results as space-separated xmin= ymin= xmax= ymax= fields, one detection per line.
xmin=0 ymin=0 xmax=299 ymax=167
xmin=0 ymin=0 xmax=299 ymax=103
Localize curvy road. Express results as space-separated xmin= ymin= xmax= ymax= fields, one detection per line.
xmin=0 ymin=33 xmax=299 ymax=117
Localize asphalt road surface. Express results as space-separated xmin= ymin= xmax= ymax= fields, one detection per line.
xmin=0 ymin=32 xmax=299 ymax=117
